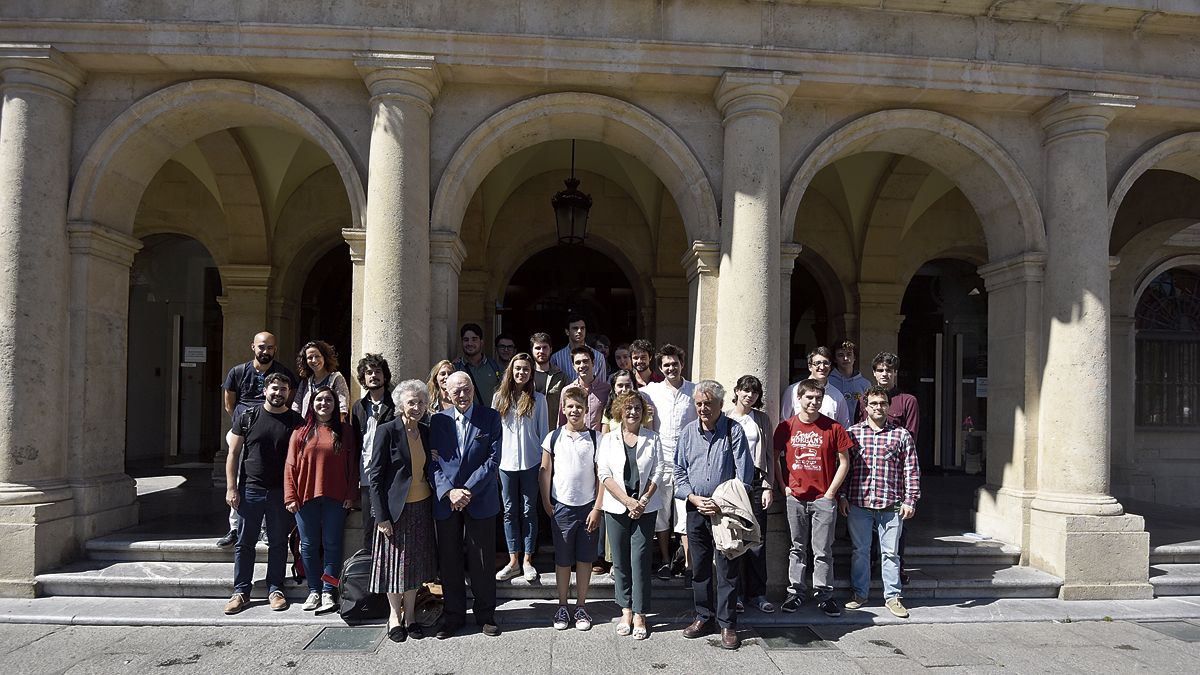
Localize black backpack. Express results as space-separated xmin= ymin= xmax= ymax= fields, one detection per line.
xmin=338 ymin=548 xmax=389 ymax=624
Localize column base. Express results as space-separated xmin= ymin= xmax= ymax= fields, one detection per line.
xmin=0 ymin=498 xmax=76 ymax=598
xmin=974 ymin=485 xmax=1034 ymax=557
xmin=70 ymin=473 xmax=138 ymax=543
xmin=1029 ymin=507 xmax=1153 ymax=600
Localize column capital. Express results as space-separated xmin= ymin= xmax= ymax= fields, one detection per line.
xmin=779 ymin=242 xmax=803 ymax=272
xmin=217 ymin=264 xmax=272 ymax=291
xmin=342 ymin=227 xmax=366 ymax=264
xmin=714 ymin=71 xmax=796 ymax=125
xmin=0 ymin=45 xmax=85 ymax=103
xmin=66 ymin=221 xmax=142 ymax=268
xmin=354 ymin=52 xmax=442 ymax=111
xmin=1035 ymin=91 xmax=1137 ymax=144
xmin=681 ymin=240 xmax=721 ymax=282
xmin=430 ymin=230 xmax=468 ymax=274
xmin=979 ymin=252 xmax=1047 ymax=292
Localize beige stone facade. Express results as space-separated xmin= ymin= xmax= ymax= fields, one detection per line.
xmin=2 ymin=1 xmax=1199 ymax=599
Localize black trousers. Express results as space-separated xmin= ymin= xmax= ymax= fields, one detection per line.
xmin=436 ymin=510 xmax=497 ymax=626
xmin=686 ymin=509 xmax=739 ymax=629
xmin=360 ymin=486 xmax=375 ymax=553
xmin=737 ymin=483 xmax=769 ymax=601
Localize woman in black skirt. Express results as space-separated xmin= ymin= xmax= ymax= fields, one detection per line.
xmin=366 ymin=379 xmax=437 ymax=642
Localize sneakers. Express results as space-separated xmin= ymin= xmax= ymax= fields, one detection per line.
xmin=216 ymin=529 xmax=237 ymax=548
xmin=302 ymin=591 xmax=321 ymax=611
xmin=574 ymin=607 xmax=592 ymax=631
xmin=818 ymin=599 xmax=842 ymax=617
xmin=522 ymin=563 xmax=539 ymax=583
xmin=553 ymin=606 xmax=571 ymax=630
xmin=268 ymin=590 xmax=289 ymax=611
xmin=780 ymin=593 xmax=801 ymax=613
xmin=844 ymin=595 xmax=867 ymax=610
xmin=655 ymin=563 xmax=672 ymax=580
xmin=223 ymin=592 xmax=248 ymax=615
xmin=735 ymin=601 xmax=745 ymax=614
xmin=495 ymin=563 xmax=520 ymax=581
xmin=885 ymin=597 xmax=909 ymax=618
xmin=316 ymin=591 xmax=337 ymax=614
xmin=258 ymin=528 xmax=268 ymax=544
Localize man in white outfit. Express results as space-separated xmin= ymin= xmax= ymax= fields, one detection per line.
xmin=780 ymin=346 xmax=849 ymax=426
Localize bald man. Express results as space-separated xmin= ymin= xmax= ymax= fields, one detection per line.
xmin=428 ymin=371 xmax=503 ymax=638
xmin=217 ymin=331 xmax=297 ymax=547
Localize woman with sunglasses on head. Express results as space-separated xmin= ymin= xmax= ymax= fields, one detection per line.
xmin=426 ymin=359 xmax=455 ymax=414
xmin=284 ymin=385 xmax=357 ymax=614
xmin=493 ymin=352 xmax=549 ymax=584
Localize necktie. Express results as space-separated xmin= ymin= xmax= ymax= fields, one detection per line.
xmin=457 ymin=413 xmax=469 ymax=453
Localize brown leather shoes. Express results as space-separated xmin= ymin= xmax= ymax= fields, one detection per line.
xmin=720 ymin=627 xmax=740 ymax=650
xmin=682 ymin=617 xmax=713 ymax=639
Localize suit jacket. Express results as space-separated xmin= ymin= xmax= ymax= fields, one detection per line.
xmin=427 ymin=405 xmax=502 ymax=520
xmin=366 ymin=418 xmax=432 ymax=525
xmin=351 ymin=391 xmax=396 ymax=442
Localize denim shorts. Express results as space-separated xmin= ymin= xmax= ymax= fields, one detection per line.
xmin=551 ymin=501 xmax=598 ymax=567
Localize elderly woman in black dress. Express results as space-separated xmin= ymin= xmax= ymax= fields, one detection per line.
xmin=367 ymin=379 xmax=437 ymax=642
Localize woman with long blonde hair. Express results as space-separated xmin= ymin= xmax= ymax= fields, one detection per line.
xmin=492 ymin=352 xmax=548 ymax=584
xmin=425 ymin=360 xmax=455 ymax=413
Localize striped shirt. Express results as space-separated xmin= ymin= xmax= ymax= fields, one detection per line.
xmin=842 ymin=419 xmax=920 ymax=509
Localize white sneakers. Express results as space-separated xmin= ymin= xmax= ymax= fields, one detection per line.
xmin=523 ymin=564 xmax=539 ymax=583
xmin=302 ymin=591 xmax=321 ymax=611
xmin=495 ymin=563 xmax=521 ymax=581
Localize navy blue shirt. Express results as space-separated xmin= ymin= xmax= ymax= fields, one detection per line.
xmin=222 ymin=359 xmax=297 ymax=419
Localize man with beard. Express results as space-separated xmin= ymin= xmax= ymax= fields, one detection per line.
xmin=217 ymin=331 xmax=297 ymax=547
xmin=351 ymin=353 xmax=394 ymax=552
xmin=453 ymin=323 xmax=503 ymax=409
xmin=629 ymin=339 xmax=663 ymax=388
xmin=531 ymin=332 xmax=569 ymax=432
xmin=223 ymin=372 xmax=303 ymax=614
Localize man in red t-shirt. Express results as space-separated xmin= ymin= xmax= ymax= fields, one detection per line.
xmin=773 ymin=378 xmax=851 ymax=617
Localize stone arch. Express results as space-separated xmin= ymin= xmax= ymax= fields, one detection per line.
xmin=431 ymin=92 xmax=719 ymax=244
xmin=1109 ymin=132 xmax=1200 ymax=236
xmin=782 ymin=109 xmax=1045 ymax=259
xmin=1131 ymin=253 xmax=1200 ymax=317
xmin=68 ymin=79 xmax=366 ymax=235
xmin=897 ymin=246 xmax=990 ymax=292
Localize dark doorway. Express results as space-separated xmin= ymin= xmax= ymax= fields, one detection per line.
xmin=299 ymin=244 xmax=353 ymax=381
xmin=127 ymin=234 xmax=224 ymax=466
xmin=501 ymin=244 xmax=637 ymax=355
xmin=787 ymin=265 xmax=830 ymax=385
xmin=899 ymin=259 xmax=988 ymax=473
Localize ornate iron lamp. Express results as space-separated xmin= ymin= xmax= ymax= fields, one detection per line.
xmin=551 ymin=139 xmax=592 ymax=245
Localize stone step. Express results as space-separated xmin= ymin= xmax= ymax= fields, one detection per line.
xmin=36 ymin=559 xmax=1062 ymax=601
xmin=83 ymin=533 xmax=1022 ymax=566
xmin=1150 ymin=543 xmax=1200 ymax=565
xmin=1150 ymin=564 xmax=1200 ymax=596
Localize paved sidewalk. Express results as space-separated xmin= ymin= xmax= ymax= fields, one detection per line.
xmin=3 ymin=615 xmax=1200 ymax=674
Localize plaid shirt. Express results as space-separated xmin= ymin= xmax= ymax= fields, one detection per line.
xmin=841 ymin=419 xmax=920 ymax=509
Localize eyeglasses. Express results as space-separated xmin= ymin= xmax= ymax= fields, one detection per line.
xmin=865 ymin=401 xmax=889 ymax=408
xmin=809 ymin=361 xmax=832 ymax=369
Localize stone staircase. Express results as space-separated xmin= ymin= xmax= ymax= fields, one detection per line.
xmin=35 ymin=529 xmax=1063 ymax=602
xmin=1149 ymin=543 xmax=1200 ymax=596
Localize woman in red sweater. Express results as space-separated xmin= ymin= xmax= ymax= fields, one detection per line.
xmin=285 ymin=385 xmax=357 ymax=614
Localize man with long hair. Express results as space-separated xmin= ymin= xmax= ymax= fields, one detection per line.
xmin=351 ymin=353 xmax=394 ymax=551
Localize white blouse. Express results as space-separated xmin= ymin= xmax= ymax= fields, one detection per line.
xmin=494 ymin=391 xmax=548 ymax=472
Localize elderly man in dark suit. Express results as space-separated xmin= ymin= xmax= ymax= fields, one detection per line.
xmin=428 ymin=370 xmax=503 ymax=638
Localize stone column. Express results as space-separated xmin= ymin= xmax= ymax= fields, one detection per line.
xmin=355 ymin=54 xmax=441 ymax=376
xmin=973 ymin=253 xmax=1045 ymax=557
xmin=1109 ymin=314 xmax=1138 ymax=473
xmin=429 ymin=230 xmax=467 ymax=364
xmin=857 ymin=282 xmax=904 ymax=366
xmin=651 ymin=275 xmax=688 ymax=351
xmin=0 ymin=47 xmax=85 ymax=596
xmin=682 ymin=241 xmax=721 ymax=382
xmin=1030 ymin=91 xmax=1151 ymax=599
xmin=342 ymin=227 xmax=366 ymax=400
xmin=713 ymin=72 xmax=795 ymax=399
xmin=267 ymin=297 xmax=299 ymax=362
xmin=213 ymin=265 xmax=271 ymax=484
xmin=777 ymin=242 xmax=803 ymax=415
xmin=67 ymin=222 xmax=142 ymax=543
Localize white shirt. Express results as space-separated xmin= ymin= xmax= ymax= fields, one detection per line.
xmin=358 ymin=397 xmax=385 ymax=487
xmin=780 ymin=380 xmax=849 ymax=427
xmin=542 ymin=427 xmax=599 ymax=507
xmin=641 ymin=379 xmax=697 ymax=469
xmin=494 ymin=391 xmax=548 ymax=472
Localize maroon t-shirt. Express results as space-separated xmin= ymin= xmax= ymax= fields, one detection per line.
xmin=772 ymin=415 xmax=853 ymax=501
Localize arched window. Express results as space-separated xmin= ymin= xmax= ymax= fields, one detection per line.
xmin=1135 ymin=267 xmax=1200 ymax=427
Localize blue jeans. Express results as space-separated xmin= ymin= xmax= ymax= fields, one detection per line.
xmin=294 ymin=496 xmax=347 ymax=593
xmin=499 ymin=467 xmax=539 ymax=555
xmin=847 ymin=504 xmax=905 ymax=601
xmin=233 ymin=485 xmax=291 ymax=595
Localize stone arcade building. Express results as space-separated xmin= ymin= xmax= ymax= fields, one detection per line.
xmin=1 ymin=2 xmax=1198 ymax=601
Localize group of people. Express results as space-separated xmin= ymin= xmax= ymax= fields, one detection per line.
xmin=217 ymin=315 xmax=921 ymax=651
